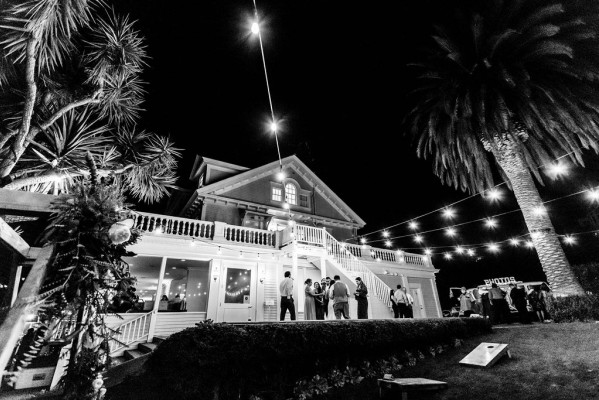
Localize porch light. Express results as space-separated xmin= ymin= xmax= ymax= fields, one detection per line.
xmin=251 ymin=21 xmax=260 ymax=34
xmin=277 ymin=171 xmax=286 ymax=181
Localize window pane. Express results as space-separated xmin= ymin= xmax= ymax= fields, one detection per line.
xmin=300 ymin=194 xmax=308 ymax=207
xmin=225 ymin=268 xmax=252 ymax=304
xmin=285 ymin=184 xmax=296 ymax=205
xmin=272 ymin=187 xmax=282 ymax=201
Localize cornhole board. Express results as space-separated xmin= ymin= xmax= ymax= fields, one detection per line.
xmin=459 ymin=342 xmax=510 ymax=368
xmin=377 ymin=378 xmax=448 ymax=400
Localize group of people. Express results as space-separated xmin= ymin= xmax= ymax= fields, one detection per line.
xmin=279 ymin=272 xmax=370 ymax=321
xmin=389 ymin=285 xmax=415 ymax=318
xmin=456 ymin=283 xmax=551 ymax=324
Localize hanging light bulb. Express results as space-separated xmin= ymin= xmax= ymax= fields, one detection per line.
xmin=251 ymin=21 xmax=260 ymax=34
xmin=488 ymin=243 xmax=500 ymax=253
xmin=414 ymin=234 xmax=423 ymax=243
xmin=444 ymin=253 xmax=453 ymax=260
xmin=360 ymin=238 xmax=367 ymax=244
xmin=486 ymin=188 xmax=502 ymax=201
xmin=424 ymin=248 xmax=432 ymax=256
xmin=548 ymin=163 xmax=568 ymax=178
xmin=587 ymin=189 xmax=599 ymax=202
xmin=563 ymin=236 xmax=576 ymax=245
xmin=270 ymin=120 xmax=278 ymax=133
xmin=385 ymin=240 xmax=392 ymax=247
xmin=467 ymin=249 xmax=475 ymax=257
xmin=455 ymin=246 xmax=464 ymax=254
xmin=277 ymin=170 xmax=286 ymax=181
xmin=485 ymin=218 xmax=497 ymax=228
xmin=382 ymin=231 xmax=389 ymax=238
xmin=408 ymin=221 xmax=418 ymax=230
xmin=442 ymin=208 xmax=455 ymax=219
xmin=445 ymin=227 xmax=456 ymax=236
xmin=509 ymin=238 xmax=519 ymax=246
xmin=525 ymin=241 xmax=535 ymax=248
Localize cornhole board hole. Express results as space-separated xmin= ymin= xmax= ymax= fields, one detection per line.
xmin=459 ymin=342 xmax=510 ymax=368
xmin=377 ymin=377 xmax=448 ymax=400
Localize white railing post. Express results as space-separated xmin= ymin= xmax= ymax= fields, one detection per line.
xmin=147 ymin=256 xmax=167 ymax=343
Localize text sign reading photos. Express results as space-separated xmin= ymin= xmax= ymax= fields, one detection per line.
xmin=483 ymin=277 xmax=517 ymax=286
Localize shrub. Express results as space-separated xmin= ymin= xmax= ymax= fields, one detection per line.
xmin=546 ymin=294 xmax=599 ymax=322
xmin=130 ymin=318 xmax=490 ymax=400
xmin=572 ymin=262 xmax=599 ymax=295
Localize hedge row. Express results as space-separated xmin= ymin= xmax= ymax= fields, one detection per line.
xmin=128 ymin=318 xmax=491 ymax=399
xmin=547 ymin=294 xmax=599 ymax=322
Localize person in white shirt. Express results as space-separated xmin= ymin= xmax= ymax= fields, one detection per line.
xmin=279 ymin=271 xmax=295 ymax=320
xmin=402 ymin=287 xmax=414 ymax=318
xmin=394 ymin=284 xmax=409 ymax=318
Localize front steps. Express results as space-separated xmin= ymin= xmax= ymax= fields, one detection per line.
xmin=105 ymin=337 xmax=164 ymax=388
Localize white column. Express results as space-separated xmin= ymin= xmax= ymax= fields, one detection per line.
xmin=10 ymin=265 xmax=22 ymax=307
xmin=319 ymin=257 xmax=327 ymax=280
xmin=147 ymin=256 xmax=167 ymax=342
xmin=206 ymin=259 xmax=221 ymax=321
xmin=292 ymin=240 xmax=299 ymax=302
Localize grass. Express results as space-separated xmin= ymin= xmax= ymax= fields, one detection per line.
xmin=323 ymin=322 xmax=599 ymax=400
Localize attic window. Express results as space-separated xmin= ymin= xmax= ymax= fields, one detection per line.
xmin=272 ymin=187 xmax=282 ymax=202
xmin=285 ymin=183 xmax=297 ymax=205
xmin=299 ymin=194 xmax=309 ymax=208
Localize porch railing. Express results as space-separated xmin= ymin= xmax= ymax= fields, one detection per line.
xmin=344 ymin=243 xmax=428 ymax=267
xmin=129 ymin=212 xmax=214 ymax=239
xmin=220 ymin=224 xmax=277 ymax=247
xmin=108 ymin=312 xmax=152 ymax=354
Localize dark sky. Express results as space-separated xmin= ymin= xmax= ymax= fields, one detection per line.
xmin=115 ymin=0 xmax=599 ymax=301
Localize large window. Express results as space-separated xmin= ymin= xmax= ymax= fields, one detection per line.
xmin=285 ymin=183 xmax=297 ymax=205
xmin=272 ymin=187 xmax=282 ymax=202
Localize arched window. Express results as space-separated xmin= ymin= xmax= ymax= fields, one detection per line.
xmin=285 ymin=183 xmax=297 ymax=205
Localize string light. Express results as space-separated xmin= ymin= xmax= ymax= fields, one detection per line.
xmin=510 ymin=238 xmax=519 ymax=246
xmin=251 ymin=21 xmax=260 ymax=34
xmin=444 ymin=253 xmax=453 ymax=260
xmin=360 ymin=238 xmax=367 ymax=244
xmin=384 ymin=240 xmax=392 ymax=247
xmin=445 ymin=227 xmax=456 ymax=236
xmin=382 ymin=231 xmax=389 ymax=238
xmin=277 ymin=171 xmax=286 ymax=181
xmin=532 ymin=206 xmax=546 ymax=216
xmin=486 ymin=188 xmax=502 ymax=201
xmin=409 ymin=221 xmax=418 ymax=230
xmin=424 ymin=248 xmax=432 ymax=256
xmin=455 ymin=246 xmax=464 ymax=254
xmin=547 ymin=163 xmax=568 ymax=178
xmin=587 ymin=189 xmax=599 ymax=202
xmin=487 ymin=243 xmax=500 ymax=253
xmin=414 ymin=234 xmax=423 ymax=243
xmin=563 ymin=236 xmax=576 ymax=245
xmin=467 ymin=249 xmax=475 ymax=257
xmin=485 ymin=218 xmax=497 ymax=228
xmin=525 ymin=241 xmax=535 ymax=248
xmin=442 ymin=208 xmax=455 ymax=219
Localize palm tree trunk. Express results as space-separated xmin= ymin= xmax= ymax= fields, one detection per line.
xmin=490 ymin=135 xmax=584 ymax=296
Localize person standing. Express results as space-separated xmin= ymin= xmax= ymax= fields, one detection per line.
xmin=403 ymin=287 xmax=414 ymax=318
xmin=327 ymin=279 xmax=336 ymax=319
xmin=304 ymin=279 xmax=316 ymax=320
xmin=458 ymin=287 xmax=473 ymax=317
xmin=390 ymin=288 xmax=399 ymax=318
xmin=394 ymin=285 xmax=408 ymax=318
xmin=354 ymin=277 xmax=368 ymax=319
xmin=489 ymin=283 xmax=509 ymax=324
xmin=313 ymin=281 xmax=325 ymax=320
xmin=279 ymin=271 xmax=295 ymax=321
xmin=330 ymin=275 xmax=351 ymax=319
xmin=509 ymin=283 xmax=530 ymax=324
xmin=320 ymin=279 xmax=329 ymax=319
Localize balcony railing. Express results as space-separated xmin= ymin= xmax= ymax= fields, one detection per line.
xmin=128 ymin=212 xmax=277 ymax=248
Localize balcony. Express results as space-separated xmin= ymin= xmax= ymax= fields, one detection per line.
xmin=129 ymin=212 xmax=430 ymax=268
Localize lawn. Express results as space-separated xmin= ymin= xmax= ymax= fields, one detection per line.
xmin=324 ymin=322 xmax=599 ymax=400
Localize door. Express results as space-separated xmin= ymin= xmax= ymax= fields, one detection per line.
xmin=410 ymin=288 xmax=426 ymax=318
xmin=217 ymin=264 xmax=257 ymax=322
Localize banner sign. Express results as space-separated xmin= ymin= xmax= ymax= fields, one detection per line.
xmin=483 ymin=277 xmax=517 ymax=286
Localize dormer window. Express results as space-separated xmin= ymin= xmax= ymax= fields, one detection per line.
xmin=272 ymin=187 xmax=282 ymax=202
xmin=285 ymin=183 xmax=297 ymax=205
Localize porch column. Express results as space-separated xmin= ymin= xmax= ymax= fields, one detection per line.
xmin=10 ymin=264 xmax=22 ymax=306
xmin=319 ymin=257 xmax=326 ymax=280
xmin=206 ymin=259 xmax=221 ymax=321
xmin=147 ymin=256 xmax=167 ymax=342
xmin=292 ymin=240 xmax=299 ymax=302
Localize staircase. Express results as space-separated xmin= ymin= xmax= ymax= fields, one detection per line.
xmin=295 ymin=225 xmax=394 ymax=319
xmin=105 ymin=337 xmax=164 ymax=388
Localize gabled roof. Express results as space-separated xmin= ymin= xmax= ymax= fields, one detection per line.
xmin=184 ymin=155 xmax=366 ymax=227
xmin=189 ymin=156 xmax=250 ymax=182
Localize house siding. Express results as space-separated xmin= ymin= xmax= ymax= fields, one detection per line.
xmin=203 ymin=203 xmax=241 ymax=226
xmin=408 ymin=277 xmax=441 ymax=318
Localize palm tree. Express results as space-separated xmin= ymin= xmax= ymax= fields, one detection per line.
xmin=0 ymin=1 xmax=178 ymax=201
xmin=405 ymin=0 xmax=599 ymax=296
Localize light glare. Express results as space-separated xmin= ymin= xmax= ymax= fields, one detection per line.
xmin=445 ymin=227 xmax=456 ymax=236
xmin=442 ymin=208 xmax=455 ymax=218
xmin=564 ymin=236 xmax=576 ymax=245
xmin=488 ymin=243 xmax=500 ymax=253
xmin=487 ymin=188 xmax=501 ymax=201
xmin=414 ymin=234 xmax=423 ymax=243
xmin=444 ymin=253 xmax=453 ymax=260
xmin=485 ymin=218 xmax=497 ymax=228
xmin=510 ymin=238 xmax=519 ymax=246
xmin=408 ymin=221 xmax=418 ymax=230
xmin=251 ymin=22 xmax=260 ymax=34
xmin=548 ymin=163 xmax=568 ymax=177
xmin=424 ymin=248 xmax=432 ymax=256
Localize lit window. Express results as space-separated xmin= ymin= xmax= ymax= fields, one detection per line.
xmin=285 ymin=183 xmax=297 ymax=205
xmin=272 ymin=187 xmax=282 ymax=202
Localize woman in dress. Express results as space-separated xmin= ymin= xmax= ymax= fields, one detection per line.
xmin=313 ymin=282 xmax=325 ymax=320
xmin=327 ymin=279 xmax=336 ymax=319
xmin=304 ymin=279 xmax=316 ymax=320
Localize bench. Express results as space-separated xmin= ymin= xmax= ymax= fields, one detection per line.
xmin=377 ymin=377 xmax=448 ymax=400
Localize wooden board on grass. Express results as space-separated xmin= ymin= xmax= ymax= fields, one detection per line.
xmin=459 ymin=342 xmax=510 ymax=368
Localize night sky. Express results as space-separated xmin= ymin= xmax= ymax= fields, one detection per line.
xmin=115 ymin=0 xmax=599 ymax=304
